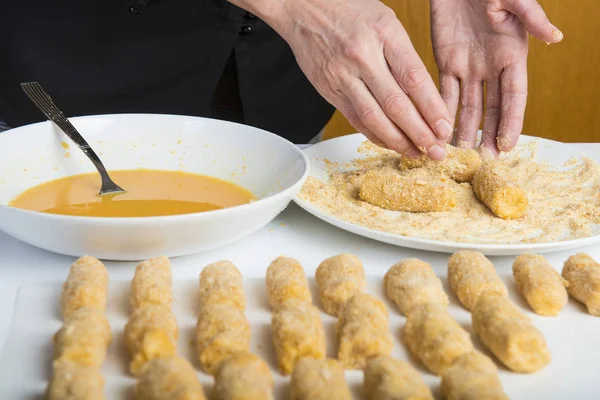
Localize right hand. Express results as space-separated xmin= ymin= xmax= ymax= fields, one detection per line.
xmin=262 ymin=0 xmax=452 ymax=160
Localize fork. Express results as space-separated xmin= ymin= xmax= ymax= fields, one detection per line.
xmin=20 ymin=82 xmax=125 ymax=196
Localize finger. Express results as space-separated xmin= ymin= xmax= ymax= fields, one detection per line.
xmin=478 ymin=78 xmax=502 ymax=159
xmin=305 ymin=85 xmax=384 ymax=149
xmin=364 ymin=130 xmax=388 ymax=149
xmin=455 ymin=81 xmax=484 ymax=149
xmin=333 ymin=95 xmax=385 ymax=148
xmin=439 ymin=72 xmax=461 ymax=135
xmin=506 ymin=0 xmax=563 ymax=43
xmin=341 ymin=80 xmax=421 ymax=157
xmin=347 ymin=111 xmax=388 ymax=149
xmin=497 ymin=62 xmax=528 ymax=152
xmin=361 ymin=61 xmax=448 ymax=160
xmin=383 ymin=33 xmax=453 ymax=141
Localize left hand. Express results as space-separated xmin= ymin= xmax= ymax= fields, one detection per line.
xmin=430 ymin=0 xmax=562 ymax=158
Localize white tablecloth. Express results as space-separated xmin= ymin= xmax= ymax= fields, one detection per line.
xmin=1 ymin=143 xmax=599 ymax=349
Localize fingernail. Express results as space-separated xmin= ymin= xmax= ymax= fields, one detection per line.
xmin=552 ymin=27 xmax=563 ymax=42
xmin=428 ymin=144 xmax=447 ymax=160
xmin=405 ymin=149 xmax=422 ymax=159
xmin=434 ymin=119 xmax=453 ymax=139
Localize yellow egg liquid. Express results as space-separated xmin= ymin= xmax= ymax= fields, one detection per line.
xmin=9 ymin=170 xmax=255 ymax=217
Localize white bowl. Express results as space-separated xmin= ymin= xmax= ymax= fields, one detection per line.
xmin=0 ymin=114 xmax=308 ymax=260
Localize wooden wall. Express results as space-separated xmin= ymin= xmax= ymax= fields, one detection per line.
xmin=323 ymin=0 xmax=600 ymax=143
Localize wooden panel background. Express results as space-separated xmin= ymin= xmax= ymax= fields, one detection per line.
xmin=323 ymin=0 xmax=600 ymax=143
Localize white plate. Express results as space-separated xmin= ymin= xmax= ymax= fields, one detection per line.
xmin=1 ymin=276 xmax=599 ymax=400
xmin=0 ymin=114 xmax=308 ymax=261
xmin=294 ymin=133 xmax=600 ymax=256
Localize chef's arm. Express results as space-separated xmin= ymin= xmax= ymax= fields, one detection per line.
xmin=227 ymin=0 xmax=452 ymax=160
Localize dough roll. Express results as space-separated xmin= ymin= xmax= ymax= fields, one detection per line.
xmin=124 ymin=304 xmax=179 ymax=376
xmin=315 ymin=253 xmax=366 ymax=317
xmin=196 ymin=304 xmax=251 ymax=375
xmin=338 ymin=293 xmax=393 ymax=369
xmin=513 ymin=253 xmax=568 ymax=316
xmin=338 ymin=292 xmax=388 ymax=328
xmin=447 ymin=251 xmax=507 ymax=311
xmin=472 ymin=160 xmax=528 ymax=219
xmin=364 ymin=355 xmax=434 ymax=400
xmin=53 ymin=308 xmax=112 ymax=367
xmin=47 ymin=360 xmax=105 ymax=400
xmin=213 ymin=352 xmax=274 ymax=400
xmin=289 ymin=358 xmax=352 ymax=400
xmin=130 ymin=256 xmax=173 ymax=312
xmin=472 ymin=292 xmax=551 ymax=373
xmin=400 ymin=145 xmax=482 ymax=183
xmin=199 ymin=260 xmax=246 ymax=310
xmin=60 ymin=255 xmax=108 ymax=319
xmin=562 ymin=253 xmax=600 ymax=316
xmin=404 ymin=304 xmax=473 ymax=375
xmin=271 ymin=300 xmax=326 ymax=375
xmin=265 ymin=256 xmax=312 ymax=310
xmin=359 ymin=168 xmax=457 ymax=212
xmin=384 ymin=258 xmax=449 ymax=316
xmin=441 ymin=351 xmax=508 ymax=400
xmin=135 ymin=355 xmax=207 ymax=400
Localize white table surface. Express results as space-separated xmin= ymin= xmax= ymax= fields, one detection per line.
xmin=1 ymin=142 xmax=599 ymax=353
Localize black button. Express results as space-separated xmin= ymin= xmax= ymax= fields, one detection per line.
xmin=129 ymin=6 xmax=139 ymax=14
xmin=240 ymin=25 xmax=253 ymax=35
xmin=246 ymin=12 xmax=257 ymax=20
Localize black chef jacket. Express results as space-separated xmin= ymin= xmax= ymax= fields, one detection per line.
xmin=0 ymin=0 xmax=335 ymax=143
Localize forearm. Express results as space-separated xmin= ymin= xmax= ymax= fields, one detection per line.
xmin=228 ymin=0 xmax=451 ymax=158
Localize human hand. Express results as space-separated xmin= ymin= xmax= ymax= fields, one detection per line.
xmin=246 ymin=0 xmax=453 ymax=160
xmin=431 ymin=0 xmax=562 ymax=158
